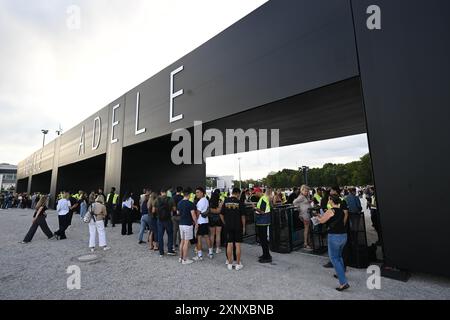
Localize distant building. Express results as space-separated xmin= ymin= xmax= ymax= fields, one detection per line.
xmin=206 ymin=174 xmax=234 ymax=192
xmin=0 ymin=163 xmax=17 ymax=191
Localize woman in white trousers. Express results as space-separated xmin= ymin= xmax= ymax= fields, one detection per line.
xmin=88 ymin=196 xmax=110 ymax=252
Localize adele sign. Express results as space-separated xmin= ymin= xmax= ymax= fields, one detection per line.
xmin=78 ymin=65 xmax=186 ymax=156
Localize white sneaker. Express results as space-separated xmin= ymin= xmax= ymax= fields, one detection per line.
xmin=216 ymin=248 xmax=222 ymax=254
xmin=208 ymin=253 xmax=214 ymax=259
xmin=227 ymin=263 xmax=233 ymax=271
xmin=90 ymin=247 xmax=95 ymax=252
xmin=178 ymin=258 xmax=182 ymax=263
xmin=182 ymin=259 xmax=194 ymax=265
xmin=192 ymin=255 xmax=203 ymax=261
xmin=103 ymin=246 xmax=111 ymax=251
xmin=225 ymin=260 xmax=230 ymax=265
xmin=235 ymin=263 xmax=244 ymax=271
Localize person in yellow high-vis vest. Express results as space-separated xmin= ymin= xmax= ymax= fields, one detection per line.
xmin=105 ymin=187 xmax=119 ymax=227
xmin=255 ymin=187 xmax=272 ymax=263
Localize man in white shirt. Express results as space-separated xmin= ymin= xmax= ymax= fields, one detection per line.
xmin=54 ymin=192 xmax=72 ymax=240
xmin=193 ymin=187 xmax=213 ymax=260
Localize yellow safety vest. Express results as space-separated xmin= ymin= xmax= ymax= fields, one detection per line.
xmin=257 ymin=195 xmax=271 ymax=213
xmin=107 ymin=193 xmax=118 ymax=204
xmin=314 ymin=193 xmax=322 ymax=204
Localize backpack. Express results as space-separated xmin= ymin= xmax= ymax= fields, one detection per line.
xmin=157 ymin=197 xmax=171 ymax=221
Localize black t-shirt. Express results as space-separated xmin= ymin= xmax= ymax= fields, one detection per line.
xmin=340 ymin=198 xmax=348 ymax=211
xmin=172 ymin=194 xmax=184 ymax=215
xmin=69 ymin=197 xmax=78 ymax=213
xmin=327 ymin=207 xmax=346 ymax=234
xmin=287 ymin=192 xmax=297 ymax=204
xmin=178 ymin=199 xmax=196 ymax=226
xmin=33 ymin=206 xmax=47 ymax=218
xmin=221 ymin=197 xmax=245 ymax=231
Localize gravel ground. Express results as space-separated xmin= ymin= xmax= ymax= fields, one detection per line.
xmin=0 ymin=208 xmax=449 ymax=300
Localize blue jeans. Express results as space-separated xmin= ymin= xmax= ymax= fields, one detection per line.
xmin=139 ymin=214 xmax=151 ymax=241
xmin=157 ymin=219 xmax=174 ymax=255
xmin=328 ymin=233 xmax=348 ymax=285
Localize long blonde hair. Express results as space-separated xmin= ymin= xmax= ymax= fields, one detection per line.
xmin=35 ymin=195 xmax=48 ymax=210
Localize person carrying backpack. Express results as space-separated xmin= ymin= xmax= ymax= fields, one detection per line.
xmin=153 ymin=189 xmax=176 ymax=257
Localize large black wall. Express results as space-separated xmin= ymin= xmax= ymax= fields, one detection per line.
xmin=352 ymin=0 xmax=450 ymax=276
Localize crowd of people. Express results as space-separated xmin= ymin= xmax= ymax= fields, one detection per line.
xmin=0 ymin=192 xmax=51 ymax=209
xmin=13 ymin=183 xmax=379 ymax=292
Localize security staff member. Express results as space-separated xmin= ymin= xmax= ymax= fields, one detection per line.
xmin=255 ymin=187 xmax=272 ymax=263
xmin=105 ymin=187 xmax=119 ymax=227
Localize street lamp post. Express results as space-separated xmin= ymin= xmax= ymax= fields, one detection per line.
xmin=41 ymin=130 xmax=49 ymax=147
xmin=301 ymin=166 xmax=310 ymax=186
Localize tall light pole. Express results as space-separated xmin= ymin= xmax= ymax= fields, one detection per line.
xmin=302 ymin=165 xmax=309 ymax=186
xmin=41 ymin=129 xmax=49 ymax=147
xmin=238 ymin=157 xmax=242 ymax=190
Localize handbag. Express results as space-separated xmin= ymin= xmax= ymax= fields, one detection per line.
xmin=83 ymin=203 xmax=96 ymax=223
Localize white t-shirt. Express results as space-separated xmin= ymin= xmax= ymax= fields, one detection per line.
xmin=57 ymin=199 xmax=71 ymax=216
xmin=196 ymin=197 xmax=209 ymax=224
xmin=122 ymin=198 xmax=134 ymax=209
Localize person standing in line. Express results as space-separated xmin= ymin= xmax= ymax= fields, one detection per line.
xmin=153 ymin=189 xmax=176 ymax=257
xmin=209 ymin=189 xmax=223 ymax=254
xmin=97 ymin=188 xmax=106 ymax=204
xmin=220 ymin=188 xmax=246 ymax=270
xmin=255 ymin=187 xmax=272 ymax=263
xmin=138 ymin=193 xmax=151 ymax=244
xmin=105 ymin=187 xmax=119 ymax=227
xmin=21 ymin=195 xmax=55 ymax=243
xmin=171 ymin=186 xmax=184 ymax=251
xmin=293 ymin=185 xmax=313 ymax=250
xmin=54 ymin=192 xmax=71 ymax=240
xmin=88 ymin=191 xmax=96 ymax=206
xmin=193 ymin=187 xmax=213 ymax=261
xmin=177 ymin=188 xmax=197 ymax=265
xmin=147 ymin=191 xmax=159 ymax=251
xmin=88 ymin=196 xmax=110 ymax=252
xmin=79 ymin=191 xmax=88 ymax=220
xmin=121 ymin=192 xmax=135 ymax=235
xmin=139 ymin=188 xmax=148 ymax=207
xmin=317 ymin=195 xmax=350 ymax=291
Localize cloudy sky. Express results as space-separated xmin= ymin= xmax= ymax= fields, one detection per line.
xmin=0 ymin=0 xmax=268 ymax=163
xmin=0 ymin=0 xmax=369 ymax=178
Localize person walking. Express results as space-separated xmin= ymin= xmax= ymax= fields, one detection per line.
xmin=21 ymin=195 xmax=55 ymax=243
xmin=177 ymin=188 xmax=197 ymax=265
xmin=317 ymin=195 xmax=350 ymax=291
xmin=121 ymin=192 xmax=135 ymax=235
xmin=209 ymin=189 xmax=223 ymax=254
xmin=138 ymin=193 xmax=151 ymax=244
xmin=255 ymin=187 xmax=272 ymax=263
xmin=54 ymin=192 xmax=72 ymax=240
xmin=153 ymin=189 xmax=176 ymax=257
xmin=88 ymin=196 xmax=110 ymax=252
xmin=293 ymin=185 xmax=313 ymax=250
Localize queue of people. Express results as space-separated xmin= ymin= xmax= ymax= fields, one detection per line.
xmin=16 ymin=183 xmax=379 ymax=292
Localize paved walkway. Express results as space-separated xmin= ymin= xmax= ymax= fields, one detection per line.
xmin=0 ymin=208 xmax=449 ymax=300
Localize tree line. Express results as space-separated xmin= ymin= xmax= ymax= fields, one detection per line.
xmin=232 ymin=153 xmax=373 ymax=188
